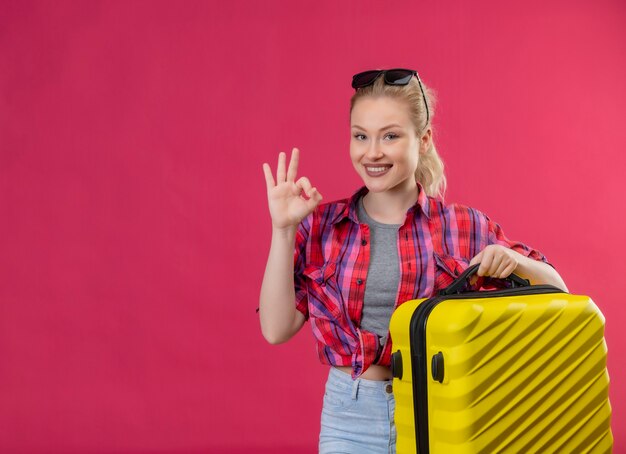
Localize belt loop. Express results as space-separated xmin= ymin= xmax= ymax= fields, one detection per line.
xmin=352 ymin=378 xmax=359 ymax=400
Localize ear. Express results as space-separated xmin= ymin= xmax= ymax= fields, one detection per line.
xmin=419 ymin=128 xmax=432 ymax=154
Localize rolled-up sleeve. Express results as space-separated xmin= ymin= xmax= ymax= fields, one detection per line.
xmin=294 ymin=212 xmax=312 ymax=321
xmin=483 ymin=213 xmax=556 ymax=270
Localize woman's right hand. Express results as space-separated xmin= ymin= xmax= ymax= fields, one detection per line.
xmin=262 ymin=147 xmax=323 ymax=230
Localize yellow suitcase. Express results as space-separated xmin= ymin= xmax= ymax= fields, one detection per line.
xmin=389 ymin=264 xmax=613 ymax=453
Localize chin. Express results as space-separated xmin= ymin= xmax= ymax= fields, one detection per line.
xmin=362 ymin=176 xmax=411 ymax=194
xmin=362 ymin=180 xmax=392 ymax=193
xmin=363 ymin=184 xmax=387 ymax=193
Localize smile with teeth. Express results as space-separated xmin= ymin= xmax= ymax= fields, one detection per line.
xmin=365 ymin=165 xmax=392 ymax=176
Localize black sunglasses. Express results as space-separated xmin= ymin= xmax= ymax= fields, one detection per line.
xmin=351 ymin=68 xmax=430 ymax=126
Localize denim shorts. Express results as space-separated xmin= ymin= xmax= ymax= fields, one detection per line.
xmin=319 ymin=366 xmax=396 ymax=454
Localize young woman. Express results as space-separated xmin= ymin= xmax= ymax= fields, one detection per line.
xmin=259 ymin=68 xmax=568 ymax=453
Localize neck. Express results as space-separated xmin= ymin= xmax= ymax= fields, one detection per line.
xmin=362 ymin=183 xmax=419 ymax=222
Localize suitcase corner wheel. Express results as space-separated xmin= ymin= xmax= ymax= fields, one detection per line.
xmin=389 ymin=263 xmax=613 ymax=454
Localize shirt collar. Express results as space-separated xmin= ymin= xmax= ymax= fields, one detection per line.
xmin=331 ymin=180 xmax=431 ymax=225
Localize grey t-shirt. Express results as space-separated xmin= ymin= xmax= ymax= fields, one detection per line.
xmin=356 ymin=195 xmax=401 ymax=347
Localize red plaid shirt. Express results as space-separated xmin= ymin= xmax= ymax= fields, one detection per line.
xmin=293 ymin=181 xmax=554 ymax=379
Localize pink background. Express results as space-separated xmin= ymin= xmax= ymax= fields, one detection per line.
xmin=1 ymin=0 xmax=624 ymax=452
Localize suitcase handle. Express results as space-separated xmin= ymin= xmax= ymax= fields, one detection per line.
xmin=439 ymin=263 xmax=530 ymax=296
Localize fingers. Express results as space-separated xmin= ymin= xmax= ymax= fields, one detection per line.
xmin=477 ymin=252 xmax=493 ymax=276
xmin=485 ymin=254 xmax=503 ymax=276
xmin=501 ymin=262 xmax=516 ymax=279
xmin=306 ymin=187 xmax=323 ymax=209
xmin=265 ymin=150 xmax=322 ymax=209
xmin=276 ymin=152 xmax=287 ymax=183
xmin=295 ymin=176 xmax=313 ymax=197
xmin=493 ymin=259 xmax=509 ymax=278
xmin=286 ymin=147 xmax=299 ymax=182
xmin=475 ymin=246 xmax=513 ymax=278
xmin=468 ymin=251 xmax=482 ymax=268
xmin=262 ymin=163 xmax=275 ymax=190
xmin=295 ymin=176 xmax=323 ymax=204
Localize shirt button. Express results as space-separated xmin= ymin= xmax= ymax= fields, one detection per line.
xmin=361 ymin=239 xmax=367 ymax=246
xmin=356 ymin=278 xmax=363 ymax=285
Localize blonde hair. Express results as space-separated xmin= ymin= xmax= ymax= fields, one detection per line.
xmin=349 ymin=74 xmax=447 ymax=201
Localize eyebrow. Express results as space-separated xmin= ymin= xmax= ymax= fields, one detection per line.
xmin=351 ymin=124 xmax=403 ymax=131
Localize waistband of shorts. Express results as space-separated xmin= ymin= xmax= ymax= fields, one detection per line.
xmin=329 ymin=366 xmax=393 ymax=389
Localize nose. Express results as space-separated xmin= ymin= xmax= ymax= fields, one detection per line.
xmin=366 ymin=142 xmax=384 ymax=160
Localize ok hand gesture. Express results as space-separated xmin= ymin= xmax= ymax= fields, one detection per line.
xmin=262 ymin=148 xmax=323 ymax=230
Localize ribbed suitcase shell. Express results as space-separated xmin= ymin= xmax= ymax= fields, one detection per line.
xmin=389 ymin=285 xmax=613 ymax=453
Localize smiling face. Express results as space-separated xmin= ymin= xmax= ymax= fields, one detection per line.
xmin=350 ymin=96 xmax=427 ymax=195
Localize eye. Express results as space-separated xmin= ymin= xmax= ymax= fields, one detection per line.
xmin=353 ymin=133 xmax=366 ymax=140
xmin=384 ymin=133 xmax=398 ymax=140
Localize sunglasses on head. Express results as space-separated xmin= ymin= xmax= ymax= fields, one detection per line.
xmin=351 ymin=68 xmax=430 ymax=126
